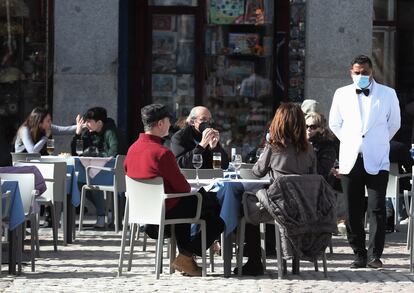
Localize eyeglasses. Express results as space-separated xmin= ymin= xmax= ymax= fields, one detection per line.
xmin=306 ymin=124 xmax=318 ymax=130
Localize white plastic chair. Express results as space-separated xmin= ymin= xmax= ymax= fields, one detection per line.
xmin=15 ymin=161 xmax=67 ymax=251
xmin=11 ymin=153 xmax=41 ymax=164
xmin=0 ymin=189 xmax=11 ymax=275
xmin=79 ymin=155 xmax=126 ymax=233
xmin=386 ymin=163 xmax=411 ymax=231
xmin=118 ymin=176 xmax=207 ymax=279
xmin=180 ymin=168 xmax=223 ymax=179
xmin=404 ymin=190 xmax=414 ymax=273
xmin=237 ymin=192 xmax=328 ymax=278
xmin=0 ymin=173 xmax=37 ymax=273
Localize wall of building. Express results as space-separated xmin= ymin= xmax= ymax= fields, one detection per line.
xmin=52 ymin=0 xmax=119 ymax=153
xmin=305 ymin=0 xmax=373 ymax=117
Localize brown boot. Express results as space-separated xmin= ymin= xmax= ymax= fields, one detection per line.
xmin=172 ymin=254 xmax=202 ymax=277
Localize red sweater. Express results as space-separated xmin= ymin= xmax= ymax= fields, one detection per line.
xmin=124 ymin=133 xmax=191 ymax=211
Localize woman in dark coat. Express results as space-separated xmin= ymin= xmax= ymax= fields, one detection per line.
xmin=305 ymin=112 xmax=338 ymax=186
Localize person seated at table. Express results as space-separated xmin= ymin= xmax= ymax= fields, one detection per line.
xmin=305 ymin=112 xmax=338 ymax=184
xmin=71 ymin=106 xmax=126 ymax=157
xmin=237 ymin=103 xmax=317 ymax=276
xmin=71 ymin=106 xmax=126 ymax=228
xmin=171 ymin=106 xmax=229 ymax=169
xmin=124 ymin=103 xmax=224 ymax=277
xmin=14 ymin=107 xmax=84 ymax=154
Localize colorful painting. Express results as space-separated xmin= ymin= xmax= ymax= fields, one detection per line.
xmin=209 ymin=0 xmax=245 ymax=24
xmin=228 ymin=33 xmax=260 ymax=54
xmin=152 ymin=32 xmax=177 ymax=54
xmin=152 ymin=74 xmax=176 ymax=96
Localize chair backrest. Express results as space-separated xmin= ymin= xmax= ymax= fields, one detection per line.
xmin=0 ymin=173 xmax=35 ymax=214
xmin=1 ymin=190 xmax=11 ymax=220
xmin=239 ymin=168 xmax=270 ymax=180
xmin=11 ymin=153 xmax=41 ymax=163
xmin=114 ymin=155 xmax=126 ymax=192
xmin=180 ymin=168 xmax=223 ymax=179
xmin=125 ymin=176 xmax=166 ymax=225
xmin=14 ymin=161 xmax=67 ymax=203
xmin=240 ymin=163 xmax=255 ymax=169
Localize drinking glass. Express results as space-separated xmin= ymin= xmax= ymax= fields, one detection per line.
xmin=233 ymin=154 xmax=242 ymax=178
xmin=46 ymin=139 xmax=54 ymax=155
xmin=213 ymin=152 xmax=222 ymax=170
xmin=192 ymin=154 xmax=203 ymax=185
xmin=256 ymin=148 xmax=264 ymax=161
xmin=76 ymin=139 xmax=84 ymax=156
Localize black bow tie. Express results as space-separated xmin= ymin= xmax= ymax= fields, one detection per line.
xmin=356 ymin=88 xmax=370 ymax=96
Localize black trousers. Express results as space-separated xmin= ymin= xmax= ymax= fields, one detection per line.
xmin=166 ymin=196 xmax=224 ymax=257
xmin=341 ymin=156 xmax=389 ymax=259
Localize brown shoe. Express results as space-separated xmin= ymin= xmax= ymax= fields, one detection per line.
xmin=172 ymin=254 xmax=202 ymax=277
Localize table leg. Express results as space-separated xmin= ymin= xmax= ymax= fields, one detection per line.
xmin=223 ymin=233 xmax=232 ymax=277
xmin=8 ymin=229 xmax=16 ymax=275
xmin=66 ymin=194 xmax=73 ymax=244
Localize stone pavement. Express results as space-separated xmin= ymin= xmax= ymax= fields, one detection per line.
xmin=1 ymin=225 xmax=414 ymax=292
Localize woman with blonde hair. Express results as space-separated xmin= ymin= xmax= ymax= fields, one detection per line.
xmin=235 ymin=103 xmax=317 ymax=275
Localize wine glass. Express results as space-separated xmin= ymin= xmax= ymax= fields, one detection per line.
xmin=192 ymin=154 xmax=203 ymax=185
xmin=46 ymin=139 xmax=54 ymax=155
xmin=76 ymin=139 xmax=84 ymax=156
xmin=256 ymin=148 xmax=264 ymax=161
xmin=233 ymin=154 xmax=242 ymax=178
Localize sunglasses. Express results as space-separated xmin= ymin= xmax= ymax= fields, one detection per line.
xmin=306 ymin=124 xmax=318 ymax=130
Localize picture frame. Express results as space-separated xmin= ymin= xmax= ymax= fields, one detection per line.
xmin=177 ymin=74 xmax=194 ymax=96
xmin=152 ymin=32 xmax=177 ymax=54
xmin=152 ymin=74 xmax=176 ymax=97
xmin=228 ymin=33 xmax=260 ymax=55
xmin=152 ymin=54 xmax=177 ymax=73
xmin=153 ymin=15 xmax=176 ymax=31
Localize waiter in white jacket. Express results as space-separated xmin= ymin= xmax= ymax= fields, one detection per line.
xmin=329 ymin=55 xmax=400 ymax=269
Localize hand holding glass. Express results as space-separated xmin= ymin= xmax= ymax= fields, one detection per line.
xmin=76 ymin=139 xmax=84 ymax=156
xmin=192 ymin=154 xmax=203 ymax=185
xmin=46 ymin=139 xmax=54 ymax=155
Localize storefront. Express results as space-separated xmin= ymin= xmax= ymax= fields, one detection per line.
xmin=127 ymin=0 xmax=306 ymax=158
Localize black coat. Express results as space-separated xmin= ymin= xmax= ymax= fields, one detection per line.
xmin=171 ymin=125 xmax=229 ymax=169
xmin=309 ymin=133 xmax=337 ymax=183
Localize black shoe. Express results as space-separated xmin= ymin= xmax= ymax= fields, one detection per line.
xmin=367 ymin=258 xmax=383 ymax=269
xmin=350 ymin=256 xmax=367 ymax=269
xmin=233 ymin=261 xmax=264 ymax=276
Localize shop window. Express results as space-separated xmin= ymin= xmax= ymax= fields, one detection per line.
xmin=0 ymin=0 xmax=52 ymax=139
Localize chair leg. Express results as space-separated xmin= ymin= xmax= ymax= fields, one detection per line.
xmin=143 ymin=230 xmax=147 ymax=252
xmin=78 ymin=187 xmax=86 ymax=232
xmin=50 ymin=204 xmax=58 ymax=252
xmin=35 ymin=212 xmax=40 ymax=257
xmin=117 ymin=199 xmax=129 ymax=277
xmin=155 ymin=225 xmax=165 ymax=279
xmin=63 ymin=194 xmax=68 ymax=245
xmin=169 ymin=225 xmax=176 ymax=274
xmin=237 ymin=218 xmax=245 ymax=277
xmin=275 ymin=224 xmax=283 ymax=279
xmin=322 ymin=251 xmax=328 ymax=278
xmin=260 ymin=223 xmax=266 ymax=271
xmin=314 ymin=259 xmax=319 ymax=271
xmin=30 ymin=214 xmax=36 ymax=272
xmin=200 ymin=221 xmax=207 ymax=277
xmin=113 ymin=190 xmax=119 ymax=233
xmin=127 ymin=223 xmax=137 ymax=271
xmin=328 ymin=237 xmax=333 ymax=254
xmin=292 ymin=254 xmax=300 ymax=275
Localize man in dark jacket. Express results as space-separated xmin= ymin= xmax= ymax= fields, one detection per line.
xmin=171 ymin=106 xmax=229 ymax=169
xmin=71 ymin=107 xmax=126 ymax=157
xmin=71 ymin=106 xmax=126 ymax=227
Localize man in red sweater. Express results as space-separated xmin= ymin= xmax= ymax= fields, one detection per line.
xmin=124 ymin=104 xmax=224 ymax=277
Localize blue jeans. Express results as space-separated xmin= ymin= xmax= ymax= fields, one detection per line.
xmin=86 ymin=190 xmax=106 ymax=216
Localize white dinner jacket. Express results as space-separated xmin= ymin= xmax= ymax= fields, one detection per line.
xmin=329 ymin=80 xmax=400 ymax=175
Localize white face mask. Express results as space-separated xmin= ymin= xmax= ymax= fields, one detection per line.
xmin=352 ymin=74 xmax=371 ymax=89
